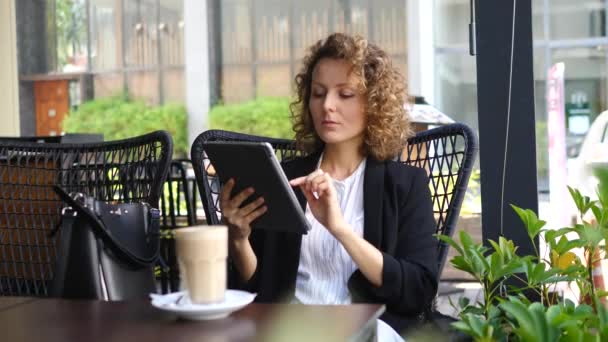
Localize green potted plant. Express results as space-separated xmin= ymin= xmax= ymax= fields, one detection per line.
xmin=437 ymin=168 xmax=608 ymax=341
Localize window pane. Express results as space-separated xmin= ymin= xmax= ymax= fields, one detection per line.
xmin=435 ymin=53 xmax=478 ymax=130
xmin=221 ymin=0 xmax=253 ymax=102
xmin=54 ymin=0 xmax=88 ymax=72
xmin=550 ymin=0 xmax=605 ymax=39
xmin=532 ymin=0 xmax=545 ymax=40
xmin=552 ymin=47 xmax=607 ymax=134
xmin=159 ymin=0 xmax=184 ymax=104
xmin=550 ymin=47 xmax=608 ymax=199
xmin=256 ymin=0 xmax=290 ymax=97
xmin=124 ymin=0 xmax=159 ymax=67
xmin=434 ymin=0 xmax=469 ymax=48
xmin=221 ymin=0 xmax=408 ymax=103
xmin=533 ymin=48 xmax=549 ymax=192
xmin=90 ymin=0 xmax=119 ymax=71
xmin=159 ymin=0 xmax=184 ymax=66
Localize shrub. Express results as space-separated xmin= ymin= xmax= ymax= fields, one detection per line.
xmin=209 ymin=97 xmax=294 ymax=139
xmin=62 ymin=95 xmax=188 ymax=157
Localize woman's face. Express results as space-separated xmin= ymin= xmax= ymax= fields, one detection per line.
xmin=308 ymin=58 xmax=367 ymax=148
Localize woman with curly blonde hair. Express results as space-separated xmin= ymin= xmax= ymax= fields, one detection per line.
xmin=221 ymin=33 xmax=438 ymax=339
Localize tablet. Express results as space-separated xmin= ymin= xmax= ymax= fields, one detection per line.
xmin=202 ymin=141 xmax=310 ymax=234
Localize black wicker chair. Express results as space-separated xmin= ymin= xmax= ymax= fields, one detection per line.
xmin=0 ymin=131 xmax=173 ymax=297
xmin=191 ymin=124 xmax=477 ymax=277
xmin=158 ymin=159 xmax=199 ymax=293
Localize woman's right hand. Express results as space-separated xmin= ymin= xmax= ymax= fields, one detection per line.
xmin=219 ymin=178 xmax=267 ymax=243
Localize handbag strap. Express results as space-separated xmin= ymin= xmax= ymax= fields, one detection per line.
xmin=53 ymin=186 xmax=159 ymax=267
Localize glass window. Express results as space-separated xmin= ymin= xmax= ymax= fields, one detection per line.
xmin=533 ymin=48 xmax=549 ymax=192
xmin=54 ymin=0 xmax=88 ymax=72
xmin=159 ymin=0 xmax=184 ymax=67
xmin=124 ymin=0 xmax=159 ymax=68
xmin=221 ymin=0 xmax=254 ymax=101
xmin=434 ymin=53 xmax=478 ymax=130
xmin=221 ymin=0 xmax=409 ymax=103
xmin=552 ymin=46 xmax=607 ymax=138
xmin=532 ymin=0 xmax=545 ymax=40
xmin=256 ymin=0 xmax=290 ymax=97
xmin=434 ymin=0 xmax=469 ymax=48
xmin=160 ymin=0 xmax=184 ymax=104
xmin=550 ymin=0 xmax=605 ymax=40
xmin=90 ymin=0 xmax=119 ymax=71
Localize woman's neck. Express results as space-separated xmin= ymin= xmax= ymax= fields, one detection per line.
xmin=320 ymin=143 xmax=366 ymax=181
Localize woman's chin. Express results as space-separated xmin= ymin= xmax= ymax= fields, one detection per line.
xmin=318 ymin=132 xmax=362 ymax=146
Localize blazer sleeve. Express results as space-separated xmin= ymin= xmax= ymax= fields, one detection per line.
xmin=349 ymin=167 xmax=439 ymax=315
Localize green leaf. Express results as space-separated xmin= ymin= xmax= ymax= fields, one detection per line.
xmin=436 ymin=234 xmax=464 ymax=255
xmin=511 ymin=204 xmax=546 ymax=240
xmin=569 ymin=186 xmax=594 ymax=216
xmin=458 ymin=296 xmax=470 ymax=309
xmin=467 ymin=246 xmax=490 ymax=278
xmin=450 ymin=256 xmax=476 ymax=277
xmin=581 ymin=224 xmax=603 ymax=246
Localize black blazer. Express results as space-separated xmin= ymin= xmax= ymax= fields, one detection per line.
xmin=231 ymin=151 xmax=439 ymax=333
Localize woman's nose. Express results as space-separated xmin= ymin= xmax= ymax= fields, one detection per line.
xmin=323 ymin=92 xmax=337 ymax=112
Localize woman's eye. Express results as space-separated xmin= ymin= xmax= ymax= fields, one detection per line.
xmin=340 ymin=93 xmax=354 ymax=98
xmin=312 ymin=92 xmax=325 ymax=98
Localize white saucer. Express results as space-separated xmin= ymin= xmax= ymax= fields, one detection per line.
xmin=150 ymin=290 xmax=256 ymax=320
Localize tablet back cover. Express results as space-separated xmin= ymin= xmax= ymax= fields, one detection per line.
xmin=203 ymin=141 xmax=310 ymax=234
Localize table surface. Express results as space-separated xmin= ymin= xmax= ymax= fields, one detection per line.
xmin=0 ymin=297 xmax=384 ymax=342
xmin=0 ymin=297 xmax=38 ymax=312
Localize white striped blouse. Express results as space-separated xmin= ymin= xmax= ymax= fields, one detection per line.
xmin=293 ymin=157 xmax=366 ymax=304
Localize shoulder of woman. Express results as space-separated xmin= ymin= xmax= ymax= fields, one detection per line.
xmin=280 ymin=151 xmax=321 ymax=177
xmin=382 ymin=160 xmax=428 ymax=180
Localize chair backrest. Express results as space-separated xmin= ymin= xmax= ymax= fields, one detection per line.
xmin=191 ymin=130 xmax=301 ymax=226
xmin=0 ymin=131 xmax=173 ymax=297
xmin=398 ymin=123 xmax=478 ymax=275
xmin=191 ymin=124 xmax=477 ymax=276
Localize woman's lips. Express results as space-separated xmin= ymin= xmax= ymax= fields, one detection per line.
xmin=322 ymin=120 xmax=338 ymax=126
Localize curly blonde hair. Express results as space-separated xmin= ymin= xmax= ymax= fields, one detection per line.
xmin=290 ymin=33 xmax=411 ymax=161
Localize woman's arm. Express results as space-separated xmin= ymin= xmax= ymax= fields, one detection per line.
xmin=230 ymin=238 xmax=257 ymax=282
xmin=333 ymin=226 xmax=384 ymax=287
xmin=219 ymin=178 xmax=265 ymax=284
xmin=349 ymin=167 xmax=438 ymax=315
xmin=290 ymin=169 xmax=385 ymax=286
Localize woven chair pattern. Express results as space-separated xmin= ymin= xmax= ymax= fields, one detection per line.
xmin=159 ymin=159 xmax=199 ymax=293
xmin=0 ymin=131 xmax=173 ymax=297
xmin=191 ymin=124 xmax=477 ymax=276
xmin=398 ymin=123 xmax=478 ymax=275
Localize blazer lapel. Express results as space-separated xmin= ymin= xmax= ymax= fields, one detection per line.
xmin=363 ymin=157 xmax=384 ymax=248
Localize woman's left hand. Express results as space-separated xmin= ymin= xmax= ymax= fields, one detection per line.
xmin=289 ymin=169 xmax=346 ymax=236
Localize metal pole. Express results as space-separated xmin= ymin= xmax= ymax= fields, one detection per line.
xmin=476 ymin=0 xmax=539 ymax=258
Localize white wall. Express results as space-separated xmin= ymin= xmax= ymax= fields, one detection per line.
xmin=0 ymin=0 xmax=20 ymax=136
xmin=184 ymin=0 xmax=210 ymax=149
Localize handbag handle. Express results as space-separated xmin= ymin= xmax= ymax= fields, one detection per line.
xmin=53 ymin=186 xmax=160 ymax=267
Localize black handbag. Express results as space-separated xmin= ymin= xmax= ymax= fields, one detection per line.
xmin=50 ymin=186 xmax=161 ymax=301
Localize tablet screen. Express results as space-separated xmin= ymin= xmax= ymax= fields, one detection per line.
xmin=202 ymin=141 xmax=310 ymax=234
